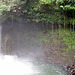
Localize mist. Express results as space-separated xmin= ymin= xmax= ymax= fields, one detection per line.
xmin=0 ymin=54 xmax=38 ymax=75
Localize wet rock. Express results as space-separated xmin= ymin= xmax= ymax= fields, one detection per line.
xmin=67 ymin=65 xmax=75 ymax=75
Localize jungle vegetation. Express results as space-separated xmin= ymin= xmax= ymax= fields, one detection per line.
xmin=0 ymin=0 xmax=75 ymax=30
xmin=0 ymin=0 xmax=75 ymax=55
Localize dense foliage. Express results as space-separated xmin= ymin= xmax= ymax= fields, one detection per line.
xmin=0 ymin=0 xmax=75 ymax=31
xmin=0 ymin=0 xmax=75 ymax=61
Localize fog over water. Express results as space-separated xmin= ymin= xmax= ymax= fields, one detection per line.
xmin=0 ymin=25 xmax=38 ymax=75
xmin=0 ymin=19 xmax=67 ymax=75
xmin=0 ymin=54 xmax=67 ymax=75
xmin=0 ymin=55 xmax=38 ymax=75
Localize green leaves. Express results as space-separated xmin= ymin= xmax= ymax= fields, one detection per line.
xmin=0 ymin=5 xmax=11 ymax=11
xmin=39 ymin=0 xmax=51 ymax=5
xmin=74 ymin=55 xmax=75 ymax=59
xmin=60 ymin=29 xmax=75 ymax=52
xmin=0 ymin=0 xmax=18 ymax=15
xmin=60 ymin=5 xmax=75 ymax=11
xmin=59 ymin=0 xmax=75 ymax=18
xmin=72 ymin=46 xmax=75 ymax=49
xmin=0 ymin=1 xmax=11 ymax=15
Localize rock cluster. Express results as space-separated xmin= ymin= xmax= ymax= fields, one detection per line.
xmin=67 ymin=65 xmax=75 ymax=75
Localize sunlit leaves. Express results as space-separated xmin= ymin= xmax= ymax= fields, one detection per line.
xmin=60 ymin=5 xmax=75 ymax=11
xmin=0 ymin=1 xmax=11 ymax=15
xmin=39 ymin=0 xmax=51 ymax=5
xmin=72 ymin=46 xmax=75 ymax=49
xmin=0 ymin=5 xmax=11 ymax=11
xmin=0 ymin=0 xmax=18 ymax=15
xmin=45 ymin=29 xmax=75 ymax=53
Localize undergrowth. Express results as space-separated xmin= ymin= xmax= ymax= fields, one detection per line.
xmin=42 ymin=29 xmax=75 ymax=53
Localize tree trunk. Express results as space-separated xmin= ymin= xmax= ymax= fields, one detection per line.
xmin=73 ymin=21 xmax=74 ymax=32
xmin=64 ymin=16 xmax=66 ymax=30
xmin=52 ymin=23 xmax=53 ymax=31
xmin=70 ymin=22 xmax=71 ymax=31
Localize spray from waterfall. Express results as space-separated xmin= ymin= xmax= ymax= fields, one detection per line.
xmin=0 ymin=23 xmax=2 ymax=53
xmin=0 ymin=20 xmax=38 ymax=75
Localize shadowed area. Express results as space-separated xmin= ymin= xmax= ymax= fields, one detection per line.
xmin=2 ymin=20 xmax=45 ymax=60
